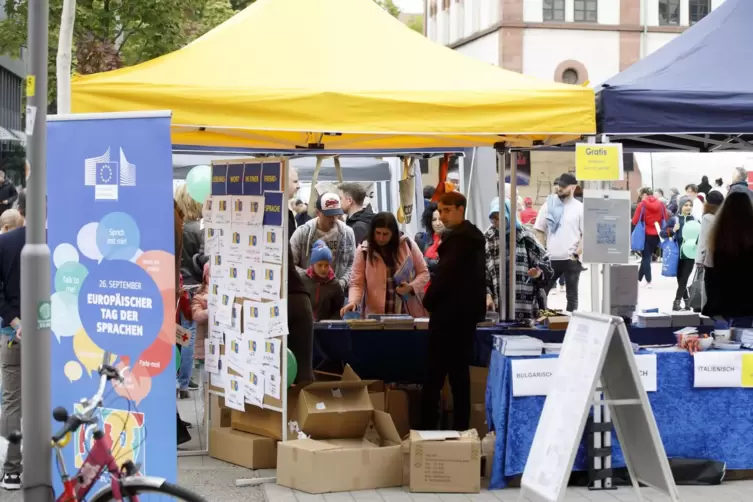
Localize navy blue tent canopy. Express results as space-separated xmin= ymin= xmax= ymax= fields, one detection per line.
xmin=597 ymin=0 xmax=753 ymax=150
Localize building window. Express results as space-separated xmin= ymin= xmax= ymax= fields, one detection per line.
xmin=543 ymin=0 xmax=565 ymax=22
xmin=658 ymin=0 xmax=680 ymax=25
xmin=562 ymin=69 xmax=579 ymax=84
xmin=574 ymin=0 xmax=597 ymax=22
xmin=689 ymin=0 xmax=710 ymax=24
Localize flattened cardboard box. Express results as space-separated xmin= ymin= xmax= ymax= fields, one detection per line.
xmin=409 ymin=430 xmax=481 ymax=493
xmin=231 ymin=387 xmax=300 ymax=441
xmin=277 ymin=410 xmax=403 ymax=493
xmin=209 ymin=428 xmax=276 ymax=469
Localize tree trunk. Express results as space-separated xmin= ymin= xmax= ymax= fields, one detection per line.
xmin=56 ymin=0 xmax=77 ymax=114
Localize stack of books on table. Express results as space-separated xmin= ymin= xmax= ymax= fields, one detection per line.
xmin=670 ymin=311 xmax=700 ymax=327
xmin=381 ymin=315 xmax=415 ymax=330
xmin=493 ymin=335 xmax=543 ymax=356
xmin=635 ymin=312 xmax=672 ymax=328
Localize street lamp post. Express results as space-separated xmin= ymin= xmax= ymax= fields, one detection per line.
xmin=23 ymin=0 xmax=52 ymax=500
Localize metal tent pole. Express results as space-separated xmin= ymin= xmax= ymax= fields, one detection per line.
xmin=23 ymin=0 xmax=53 ymax=500
xmin=497 ymin=150 xmax=508 ymax=320
xmin=508 ymin=151 xmax=518 ymax=319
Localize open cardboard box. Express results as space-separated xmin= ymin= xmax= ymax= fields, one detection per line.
xmin=277 ymin=410 xmax=403 ymax=493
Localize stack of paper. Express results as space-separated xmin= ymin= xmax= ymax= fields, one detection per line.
xmin=493 ymin=335 xmax=543 ymax=356
xmin=737 ymin=329 xmax=753 ymax=346
xmin=543 ymin=343 xmax=562 ymax=355
xmin=670 ymin=311 xmax=700 ymax=327
xmin=635 ymin=312 xmax=672 ymax=328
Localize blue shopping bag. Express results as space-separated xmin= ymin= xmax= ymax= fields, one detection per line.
xmin=661 ymin=238 xmax=679 ymax=277
xmin=631 ymin=207 xmax=646 ymax=252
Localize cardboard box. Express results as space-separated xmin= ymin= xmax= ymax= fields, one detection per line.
xmin=547 ymin=315 xmax=570 ymax=330
xmin=409 ymin=430 xmax=481 ymax=493
xmin=231 ymin=387 xmax=300 ymax=441
xmin=277 ymin=410 xmax=403 ymax=493
xmin=469 ymin=404 xmax=488 ymax=439
xmin=297 ymin=366 xmax=375 ymax=439
xmin=209 ymin=428 xmax=277 ymax=469
xmin=442 ymin=366 xmax=489 ymax=411
xmin=386 ymin=389 xmax=410 ymax=439
xmin=481 ymin=432 xmax=495 ymax=479
xmin=210 ymin=394 xmax=232 ymax=429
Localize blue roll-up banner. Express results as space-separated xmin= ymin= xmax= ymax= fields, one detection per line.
xmin=47 ymin=112 xmax=176 ymax=489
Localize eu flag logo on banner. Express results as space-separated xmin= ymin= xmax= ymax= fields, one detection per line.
xmin=226 ymin=164 xmax=244 ymax=195
xmin=84 ymin=147 xmax=136 ymax=201
xmin=243 ymin=163 xmax=262 ymax=196
xmin=263 ymin=191 xmax=284 ymax=226
xmin=262 ymin=162 xmax=282 ymax=193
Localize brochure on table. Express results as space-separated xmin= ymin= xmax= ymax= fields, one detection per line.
xmin=203 ymin=158 xmax=289 ymax=412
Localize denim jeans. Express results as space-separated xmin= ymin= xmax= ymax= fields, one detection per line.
xmin=177 ymin=312 xmax=196 ymax=390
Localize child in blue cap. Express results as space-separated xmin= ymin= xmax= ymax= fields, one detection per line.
xmin=299 ymin=240 xmax=344 ymax=321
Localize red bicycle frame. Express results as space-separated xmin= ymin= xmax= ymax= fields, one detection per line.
xmin=55 ymin=431 xmax=135 ymax=502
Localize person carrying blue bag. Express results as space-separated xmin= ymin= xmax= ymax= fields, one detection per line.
xmin=631 ymin=187 xmax=667 ymax=287
xmin=661 ymin=196 xmax=700 ymax=311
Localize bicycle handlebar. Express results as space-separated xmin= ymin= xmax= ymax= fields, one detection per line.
xmin=51 ymin=352 xmax=122 ymax=444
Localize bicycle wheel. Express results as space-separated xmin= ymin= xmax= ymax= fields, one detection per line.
xmin=89 ymin=477 xmax=207 ymax=502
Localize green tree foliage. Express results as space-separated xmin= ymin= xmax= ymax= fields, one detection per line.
xmin=406 ymin=14 xmax=424 ymax=33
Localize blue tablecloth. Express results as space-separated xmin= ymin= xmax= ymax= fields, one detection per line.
xmin=486 ymin=350 xmax=753 ymax=489
xmin=314 ymin=324 xmax=709 ymax=383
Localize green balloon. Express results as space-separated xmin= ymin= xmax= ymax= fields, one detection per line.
xmin=54 ymin=262 xmax=89 ymax=296
xmin=185 ymin=165 xmax=212 ymax=204
xmin=175 ymin=346 xmax=182 ymax=373
xmin=287 ymin=348 xmax=297 ymax=387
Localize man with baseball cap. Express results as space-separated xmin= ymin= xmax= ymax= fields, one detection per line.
xmin=290 ymin=192 xmax=356 ymax=292
xmin=533 ymin=173 xmax=584 ymax=312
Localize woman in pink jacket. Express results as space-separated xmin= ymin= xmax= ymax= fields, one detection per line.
xmin=341 ymin=212 xmax=430 ymax=317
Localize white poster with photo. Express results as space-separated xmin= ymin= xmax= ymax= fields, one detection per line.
xmin=244 ymin=300 xmax=268 ymax=335
xmin=262 ymin=338 xmax=282 ymax=370
xmin=213 ymin=195 xmax=231 ymax=224
xmin=245 ymin=364 xmax=266 ymax=408
xmin=225 ymin=261 xmax=242 ymax=294
xmin=205 ymin=339 xmax=220 ymax=374
xmin=262 ymin=226 xmax=284 ymax=264
xmin=267 ymin=299 xmax=289 ymax=337
xmin=243 ymin=261 xmax=263 ymax=301
xmin=265 ymin=367 xmax=281 ymax=400
xmin=225 ymin=329 xmax=245 ymax=374
xmin=203 ymin=196 xmax=214 ymax=224
xmin=243 ymin=330 xmax=264 ymax=366
xmin=214 ymin=290 xmax=234 ymax=326
xmin=224 ymin=374 xmax=245 ymax=412
xmin=260 ymin=263 xmax=282 ymax=301
xmin=244 ymin=226 xmax=264 ymax=264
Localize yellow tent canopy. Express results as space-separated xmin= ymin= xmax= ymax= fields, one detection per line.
xmin=71 ymin=0 xmax=595 ymax=151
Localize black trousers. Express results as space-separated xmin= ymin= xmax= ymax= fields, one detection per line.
xmin=288 ymin=292 xmax=315 ymax=384
xmin=420 ymin=323 xmax=475 ymax=431
xmin=675 ymin=258 xmax=695 ymax=301
xmin=639 ymin=235 xmax=660 ymax=283
xmin=547 ymin=259 xmax=581 ymax=312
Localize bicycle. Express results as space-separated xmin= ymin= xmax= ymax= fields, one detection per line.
xmin=7 ymin=352 xmax=207 ymax=502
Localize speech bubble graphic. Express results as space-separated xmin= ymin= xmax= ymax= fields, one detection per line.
xmin=73 ymin=328 xmax=115 ymax=376
xmin=64 ymin=361 xmax=83 ymax=382
xmin=112 ymin=361 xmax=152 ymax=406
xmin=52 ymin=292 xmax=82 ymax=341
xmin=78 ymin=260 xmax=163 ymax=356
xmin=136 ymin=250 xmax=175 ymax=292
xmin=135 ymin=337 xmax=173 ymax=377
xmin=54 ymin=262 xmax=89 ymax=296
xmin=53 ymin=243 xmax=79 ymax=268
xmin=96 ymin=212 xmax=141 ymax=261
xmin=77 ymin=222 xmax=102 ymax=261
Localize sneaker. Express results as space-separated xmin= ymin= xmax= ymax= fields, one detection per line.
xmin=1 ymin=473 xmax=21 ymax=490
xmin=188 ymin=380 xmax=199 ymax=390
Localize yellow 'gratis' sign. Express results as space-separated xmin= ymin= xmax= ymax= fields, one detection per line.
xmin=575 ymin=143 xmax=622 ymax=181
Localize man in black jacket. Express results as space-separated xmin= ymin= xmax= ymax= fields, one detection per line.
xmin=421 ymin=191 xmax=486 ymax=431
xmin=0 ymin=170 xmax=17 ymax=217
xmin=0 ymin=190 xmax=24 ymax=489
xmin=339 ymin=182 xmax=374 ymax=246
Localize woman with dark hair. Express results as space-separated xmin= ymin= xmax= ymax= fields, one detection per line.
xmin=703 ymin=191 xmax=753 ymax=323
xmin=414 ymin=202 xmax=444 ymax=277
xmin=698 ymin=175 xmax=712 ymax=195
xmin=342 ymin=212 xmax=429 ymax=317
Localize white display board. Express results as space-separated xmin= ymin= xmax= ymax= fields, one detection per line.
xmin=519 ymin=312 xmax=679 ymax=502
xmin=582 ymin=190 xmax=631 ymax=265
